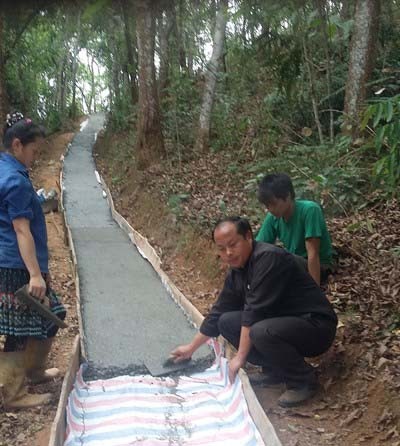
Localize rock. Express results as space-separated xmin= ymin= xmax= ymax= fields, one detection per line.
xmin=193 ymin=200 xmax=202 ymax=210
xmin=288 ymin=423 xmax=299 ymax=433
xmin=323 ymin=433 xmax=337 ymax=441
xmin=376 ymin=357 xmax=390 ymax=369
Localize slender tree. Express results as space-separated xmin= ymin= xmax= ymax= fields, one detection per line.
xmin=157 ymin=0 xmax=175 ymax=98
xmin=70 ymin=10 xmax=82 ymax=118
xmin=55 ymin=44 xmax=68 ymax=115
xmin=302 ymin=35 xmax=324 ymax=144
xmin=135 ymin=0 xmax=165 ymax=169
xmin=109 ymin=26 xmax=122 ymax=110
xmin=340 ymin=0 xmax=356 ymax=21
xmin=315 ymin=0 xmax=334 ymax=143
xmin=195 ymin=0 xmax=228 ymax=152
xmin=89 ymin=52 xmax=96 ymax=113
xmin=177 ymin=0 xmax=187 ymax=71
xmin=121 ymin=0 xmax=138 ymax=104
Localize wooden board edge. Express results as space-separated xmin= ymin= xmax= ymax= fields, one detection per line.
xmin=239 ymin=369 xmax=283 ymax=446
xmin=60 ymin=161 xmax=87 ymax=359
xmin=48 ymin=335 xmax=80 ymax=446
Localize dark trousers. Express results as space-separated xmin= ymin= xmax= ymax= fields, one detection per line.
xmin=218 ymin=311 xmax=337 ymax=388
xmin=293 ymin=254 xmax=335 ymax=284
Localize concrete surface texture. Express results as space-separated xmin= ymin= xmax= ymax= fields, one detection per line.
xmin=62 ymin=114 xmax=212 ymax=378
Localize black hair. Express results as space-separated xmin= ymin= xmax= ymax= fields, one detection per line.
xmin=212 ymin=216 xmax=253 ymax=242
xmin=257 ymin=173 xmax=295 ymax=205
xmin=2 ymin=112 xmax=45 ymax=151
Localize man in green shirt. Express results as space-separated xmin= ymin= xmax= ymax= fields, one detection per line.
xmin=256 ymin=173 xmax=334 ymax=286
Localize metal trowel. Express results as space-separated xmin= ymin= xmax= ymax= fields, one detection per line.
xmin=15 ymin=285 xmax=68 ymax=329
xmin=144 ymin=355 xmax=193 ymax=377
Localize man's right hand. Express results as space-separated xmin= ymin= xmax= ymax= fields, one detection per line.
xmin=169 ymin=344 xmax=193 ymax=363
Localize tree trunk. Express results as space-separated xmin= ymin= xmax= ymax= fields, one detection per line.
xmin=121 ymin=0 xmax=138 ymax=104
xmin=89 ymin=54 xmax=96 ymax=113
xmin=135 ymin=0 xmax=165 ymax=170
xmin=55 ymin=47 xmax=67 ymax=114
xmin=343 ymin=0 xmax=380 ymax=135
xmin=158 ymin=2 xmax=174 ymax=98
xmin=185 ymin=19 xmax=196 ymax=79
xmin=0 ymin=10 xmax=9 ymax=128
xmin=315 ymin=0 xmax=334 ymax=142
xmin=195 ymin=0 xmax=228 ymax=153
xmin=60 ymin=55 xmax=68 ymax=115
xmin=70 ymin=11 xmax=81 ymax=119
xmin=340 ymin=0 xmax=355 ymax=21
xmin=111 ymin=42 xmax=121 ymax=109
xmin=303 ymin=37 xmax=324 ymax=145
xmin=177 ymin=0 xmax=187 ymax=70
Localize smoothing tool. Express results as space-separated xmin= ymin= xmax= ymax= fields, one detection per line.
xmin=15 ymin=285 xmax=68 ymax=329
xmin=145 ymin=347 xmax=214 ymax=377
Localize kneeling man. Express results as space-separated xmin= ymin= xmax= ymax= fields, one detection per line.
xmin=170 ymin=216 xmax=337 ymax=407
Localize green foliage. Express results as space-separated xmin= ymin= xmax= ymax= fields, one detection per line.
xmin=107 ymin=98 xmax=136 ymax=132
xmin=245 ymin=135 xmax=370 ymax=216
xmin=388 ymin=312 xmax=400 ymax=331
xmin=362 ymin=95 xmax=400 ymax=196
xmin=4 ymin=5 xmax=109 ymax=132
xmin=5 ymin=15 xmax=64 ymax=128
xmin=82 ymin=0 xmax=111 ymax=21
xmin=161 ymin=70 xmax=200 ymax=151
xmin=3 ymin=0 xmax=399 ymax=208
xmin=45 ymin=108 xmax=63 ymax=132
xmin=167 ymin=193 xmax=190 ymax=217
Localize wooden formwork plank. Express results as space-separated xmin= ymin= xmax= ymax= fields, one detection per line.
xmin=59 ymin=169 xmax=86 ymax=358
xmin=48 ymin=335 xmax=80 ymax=446
xmin=240 ymin=370 xmax=282 ymax=446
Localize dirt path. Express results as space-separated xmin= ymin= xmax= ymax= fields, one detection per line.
xmin=0 ymin=130 xmax=79 ymax=446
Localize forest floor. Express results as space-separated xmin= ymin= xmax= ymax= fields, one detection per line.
xmin=0 ymin=129 xmax=79 ymax=446
xmin=93 ymin=129 xmax=400 ymax=446
xmin=1 ymin=122 xmax=399 ymax=446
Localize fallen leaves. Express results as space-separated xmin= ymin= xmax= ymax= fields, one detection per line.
xmin=339 ymin=408 xmax=363 ymax=426
xmin=328 ymin=200 xmax=400 ymax=393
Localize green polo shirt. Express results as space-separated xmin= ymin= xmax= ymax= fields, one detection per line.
xmin=256 ymin=200 xmax=333 ymax=265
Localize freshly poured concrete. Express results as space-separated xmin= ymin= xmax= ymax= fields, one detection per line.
xmin=63 ymin=114 xmax=212 ymax=377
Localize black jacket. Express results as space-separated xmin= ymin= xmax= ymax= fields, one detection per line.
xmin=200 ymin=242 xmax=337 ymax=338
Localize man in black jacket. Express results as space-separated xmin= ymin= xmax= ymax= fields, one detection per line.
xmin=170 ymin=216 xmax=337 ymax=407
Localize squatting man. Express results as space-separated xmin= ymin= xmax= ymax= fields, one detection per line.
xmin=170 ymin=216 xmax=338 ymax=407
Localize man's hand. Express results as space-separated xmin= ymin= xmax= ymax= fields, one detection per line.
xmin=228 ymin=326 xmax=252 ymax=383
xmin=169 ymin=344 xmax=193 ymax=363
xmin=228 ymin=355 xmax=245 ymax=384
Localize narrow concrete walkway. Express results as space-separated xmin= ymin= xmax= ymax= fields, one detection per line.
xmin=62 ymin=114 xmax=210 ymax=378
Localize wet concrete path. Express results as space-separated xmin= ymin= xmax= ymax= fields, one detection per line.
xmin=62 ymin=114 xmax=211 ymax=378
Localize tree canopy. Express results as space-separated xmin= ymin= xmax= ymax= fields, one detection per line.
xmin=1 ymin=0 xmax=399 ymax=202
